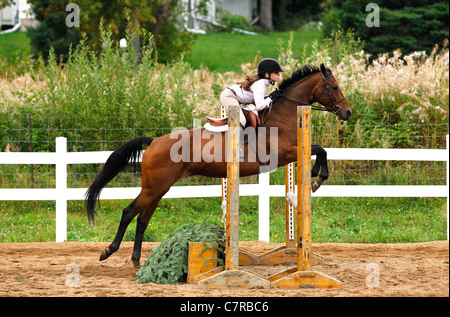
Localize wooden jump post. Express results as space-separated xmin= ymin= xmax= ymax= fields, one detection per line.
xmin=189 ymin=105 xmax=342 ymax=289
xmin=195 ymin=105 xmax=271 ymax=288
xmin=271 ymin=106 xmax=343 ymax=289
xmin=219 ymin=104 xmax=297 ymax=267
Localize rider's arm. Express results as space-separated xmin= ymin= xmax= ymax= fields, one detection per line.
xmin=251 ymin=79 xmax=272 ymax=111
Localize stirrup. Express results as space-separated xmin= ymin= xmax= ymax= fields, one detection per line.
xmin=239 ymin=148 xmax=245 ymax=161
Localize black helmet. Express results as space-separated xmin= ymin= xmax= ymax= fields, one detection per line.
xmin=257 ymin=58 xmax=284 ymax=78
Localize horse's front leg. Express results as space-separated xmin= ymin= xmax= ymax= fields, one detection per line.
xmin=311 ymin=145 xmax=329 ymax=192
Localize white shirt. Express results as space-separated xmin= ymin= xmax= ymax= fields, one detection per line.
xmin=229 ymin=79 xmax=272 ymax=111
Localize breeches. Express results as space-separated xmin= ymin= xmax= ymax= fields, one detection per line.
xmin=220 ymin=88 xmax=247 ymax=127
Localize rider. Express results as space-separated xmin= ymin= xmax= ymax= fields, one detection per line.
xmin=220 ymin=58 xmax=285 ymax=128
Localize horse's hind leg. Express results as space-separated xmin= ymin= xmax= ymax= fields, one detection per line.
xmin=311 ymin=145 xmax=329 ymax=192
xmin=98 ymin=188 xmax=168 ymax=267
xmin=130 ymin=195 xmax=161 ymax=267
xmin=99 ymin=197 xmax=139 ymax=262
xmin=130 ymin=163 xmax=185 ymax=266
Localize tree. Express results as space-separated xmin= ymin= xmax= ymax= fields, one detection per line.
xmin=259 ymin=0 xmax=274 ymax=31
xmin=26 ymin=0 xmax=209 ymax=63
xmin=27 ymin=0 xmax=81 ymax=61
xmin=321 ymin=0 xmax=449 ymax=56
xmin=0 ymin=0 xmax=14 ymax=8
xmin=272 ymin=0 xmax=322 ymax=31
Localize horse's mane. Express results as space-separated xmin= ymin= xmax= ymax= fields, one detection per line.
xmin=278 ymin=65 xmax=321 ymax=92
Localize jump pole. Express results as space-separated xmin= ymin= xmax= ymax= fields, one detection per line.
xmin=220 ymin=104 xmax=228 ymax=225
xmin=285 ymin=162 xmax=296 ymax=249
xmin=197 ymin=105 xmax=271 ymax=289
xmin=225 ymin=104 xmax=239 ymax=271
xmin=271 ymin=106 xmax=343 ymax=289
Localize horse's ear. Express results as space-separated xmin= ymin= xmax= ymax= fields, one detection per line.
xmin=320 ymin=63 xmax=327 ymax=75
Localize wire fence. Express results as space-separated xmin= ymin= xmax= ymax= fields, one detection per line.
xmin=1 ymin=113 xmax=448 ymax=189
xmin=1 ymin=113 xmax=448 ymax=151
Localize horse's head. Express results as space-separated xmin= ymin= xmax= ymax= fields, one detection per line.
xmin=314 ymin=64 xmax=352 ymax=121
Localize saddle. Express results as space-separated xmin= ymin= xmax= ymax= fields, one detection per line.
xmin=204 ymin=108 xmax=268 ymax=165
xmin=205 ymin=109 xmax=260 ymax=132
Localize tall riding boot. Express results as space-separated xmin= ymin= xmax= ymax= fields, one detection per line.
xmin=239 ymin=124 xmax=245 ymax=161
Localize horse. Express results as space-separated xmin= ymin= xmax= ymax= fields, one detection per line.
xmin=85 ymin=63 xmax=352 ymax=267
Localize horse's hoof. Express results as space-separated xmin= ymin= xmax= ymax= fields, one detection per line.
xmin=132 ymin=259 xmax=140 ymax=268
xmin=99 ymin=249 xmax=109 ymax=261
xmin=311 ymin=180 xmax=320 ymax=193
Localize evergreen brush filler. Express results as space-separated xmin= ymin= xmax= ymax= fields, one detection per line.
xmin=136 ymin=223 xmax=225 ymax=284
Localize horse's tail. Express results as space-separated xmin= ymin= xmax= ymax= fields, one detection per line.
xmin=85 ymin=137 xmax=153 ymax=224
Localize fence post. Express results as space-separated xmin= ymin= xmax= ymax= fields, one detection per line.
xmin=447 ymin=134 xmax=449 ymax=241
xmin=225 ymin=105 xmax=240 ymax=270
xmin=258 ymin=172 xmax=270 ymax=242
xmin=56 ymin=137 xmax=67 ymax=242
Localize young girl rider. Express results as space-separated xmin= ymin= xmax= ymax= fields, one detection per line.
xmin=219 ymin=58 xmax=284 ymax=159
xmin=220 ymin=58 xmax=284 ymax=128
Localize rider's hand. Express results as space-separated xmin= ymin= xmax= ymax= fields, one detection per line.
xmin=268 ymin=89 xmax=282 ymax=101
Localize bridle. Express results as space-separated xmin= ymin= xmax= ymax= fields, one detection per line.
xmin=284 ymin=71 xmax=345 ymax=113
xmin=262 ymin=70 xmax=346 ymax=124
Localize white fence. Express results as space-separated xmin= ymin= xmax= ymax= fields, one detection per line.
xmin=1 ymin=136 xmax=448 ymax=242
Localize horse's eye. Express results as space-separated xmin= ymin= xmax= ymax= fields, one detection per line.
xmin=332 ymin=86 xmax=338 ymax=91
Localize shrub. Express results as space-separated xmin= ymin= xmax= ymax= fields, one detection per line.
xmin=216 ymin=9 xmax=256 ymax=32
xmin=136 ymin=223 xmax=224 ymax=284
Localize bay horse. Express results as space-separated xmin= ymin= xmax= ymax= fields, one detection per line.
xmin=86 ymin=63 xmax=351 ymax=267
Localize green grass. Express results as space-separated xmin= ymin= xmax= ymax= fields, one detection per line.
xmin=0 ymin=31 xmax=30 ymax=62
xmin=0 ymin=159 xmax=447 ymax=244
xmin=185 ymin=30 xmax=321 ymax=73
xmin=0 ymin=29 xmax=320 ymax=73
xmin=0 ymin=191 xmax=446 ymax=244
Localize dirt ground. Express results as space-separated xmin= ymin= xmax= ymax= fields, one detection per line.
xmin=0 ymin=240 xmax=448 ymax=297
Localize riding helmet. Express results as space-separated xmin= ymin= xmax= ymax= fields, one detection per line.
xmin=257 ymin=58 xmax=284 ymax=78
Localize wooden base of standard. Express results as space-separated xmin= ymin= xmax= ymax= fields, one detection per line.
xmin=238 ymin=246 xmax=297 ymax=266
xmin=239 ymin=246 xmax=324 ymax=266
xmin=271 ymin=269 xmax=343 ymax=289
xmin=198 ymin=269 xmax=271 ymax=289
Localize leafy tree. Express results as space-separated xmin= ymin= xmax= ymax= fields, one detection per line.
xmin=27 ymin=0 xmax=81 ymax=61
xmin=260 ymin=0 xmax=274 ymax=31
xmin=321 ymin=0 xmax=449 ymax=56
xmin=0 ymin=0 xmax=14 ymax=8
xmin=272 ymin=0 xmax=322 ymax=30
xmin=26 ymin=0 xmax=208 ymax=63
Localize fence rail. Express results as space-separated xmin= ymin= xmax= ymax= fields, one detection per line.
xmin=1 ymin=136 xmax=448 ymax=242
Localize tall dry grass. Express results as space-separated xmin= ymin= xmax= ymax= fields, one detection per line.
xmin=192 ymin=35 xmax=449 ymax=120
xmin=337 ymin=44 xmax=449 ymax=116
xmin=1 ymin=32 xmax=448 ymax=128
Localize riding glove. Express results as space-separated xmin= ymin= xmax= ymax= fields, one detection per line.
xmin=268 ymin=89 xmax=283 ymax=101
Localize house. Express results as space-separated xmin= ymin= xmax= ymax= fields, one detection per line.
xmin=0 ymin=0 xmax=37 ymax=33
xmin=1 ymin=0 xmax=256 ymax=34
xmin=183 ymin=0 xmax=257 ymax=34
xmin=218 ymin=0 xmax=257 ymax=22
